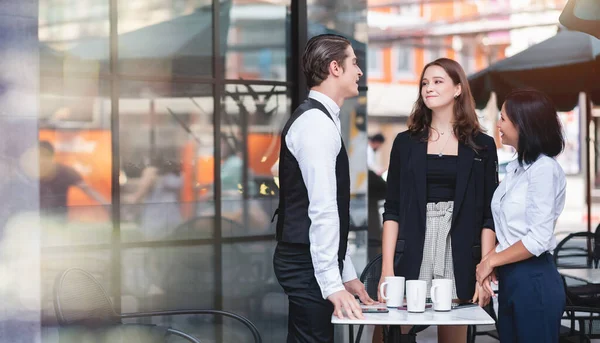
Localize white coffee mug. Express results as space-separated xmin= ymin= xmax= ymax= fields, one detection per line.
xmin=430 ymin=279 xmax=453 ymax=311
xmin=379 ymin=276 xmax=405 ymax=307
xmin=406 ymin=280 xmax=427 ymax=312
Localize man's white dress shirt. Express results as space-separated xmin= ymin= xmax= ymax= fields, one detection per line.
xmin=492 ymin=154 xmax=566 ymax=256
xmin=285 ymin=90 xmax=358 ymax=299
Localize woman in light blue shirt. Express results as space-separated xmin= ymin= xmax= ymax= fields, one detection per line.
xmin=475 ymin=89 xmax=566 ymax=343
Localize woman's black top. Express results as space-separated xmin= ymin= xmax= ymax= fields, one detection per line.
xmin=426 ymin=154 xmax=457 ymax=203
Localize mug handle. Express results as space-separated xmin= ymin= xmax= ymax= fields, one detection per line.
xmin=379 ymin=282 xmax=389 ymax=301
xmin=431 ymin=285 xmax=438 ymax=303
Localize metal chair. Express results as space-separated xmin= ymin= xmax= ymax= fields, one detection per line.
xmin=554 ymin=229 xmax=600 ymax=308
xmin=562 ymin=306 xmax=600 ymax=342
xmin=554 ymin=231 xmax=596 ymax=269
xmin=54 ymin=268 xmax=262 ymax=343
xmin=351 ymin=254 xmax=428 ymax=343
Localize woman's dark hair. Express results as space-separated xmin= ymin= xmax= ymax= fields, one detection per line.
xmin=503 ymin=88 xmax=565 ymax=165
xmin=302 ymin=34 xmax=351 ymax=88
xmin=407 ymin=58 xmax=483 ymax=150
xmin=150 ymin=153 xmax=181 ymax=175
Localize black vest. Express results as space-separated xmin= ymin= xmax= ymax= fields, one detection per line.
xmin=275 ymin=98 xmax=351 ymax=263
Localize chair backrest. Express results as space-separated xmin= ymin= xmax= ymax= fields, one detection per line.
xmin=554 ymin=232 xmax=595 ymax=269
xmin=54 ymin=268 xmax=120 ymax=326
xmin=358 ymin=254 xmax=431 ymax=337
xmin=359 ymin=254 xmax=382 ymax=300
xmin=169 ymin=215 xmax=244 ymax=240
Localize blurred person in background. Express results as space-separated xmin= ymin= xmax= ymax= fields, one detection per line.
xmin=197 ymin=136 xmax=269 ymax=230
xmin=125 ymin=153 xmax=182 ymax=240
xmin=367 ymin=133 xmax=385 ymax=176
xmin=367 ymin=133 xmax=387 ymax=260
xmin=38 ymin=140 xmax=108 ymax=221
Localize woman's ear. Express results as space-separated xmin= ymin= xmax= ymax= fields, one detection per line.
xmin=454 ymin=83 xmax=462 ymax=98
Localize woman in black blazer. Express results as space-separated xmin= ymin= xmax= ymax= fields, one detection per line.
xmin=378 ymin=58 xmax=499 ymax=343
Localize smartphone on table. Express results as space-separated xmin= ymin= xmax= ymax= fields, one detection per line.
xmin=361 ymin=303 xmax=389 ymax=313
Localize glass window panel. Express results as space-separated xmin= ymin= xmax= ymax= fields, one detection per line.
xmin=117 ymin=0 xmax=213 ymax=78
xmin=39 ymin=0 xmax=110 ymax=75
xmin=426 ymin=37 xmax=445 ymax=63
xmin=222 ymin=241 xmax=285 ymax=342
xmin=395 ymin=45 xmax=415 ymax=79
xmin=121 ymin=246 xmax=214 ymax=310
xmin=118 ymin=80 xmax=214 ymax=242
xmin=220 ymin=84 xmax=289 ymax=238
xmin=368 ymin=46 xmax=383 ymax=79
xmin=224 ymin=0 xmax=290 ymax=82
xmin=307 ymin=0 xmax=366 ymax=39
xmin=41 ymin=250 xmax=111 ymax=324
xmin=39 ymin=77 xmax=113 ymax=247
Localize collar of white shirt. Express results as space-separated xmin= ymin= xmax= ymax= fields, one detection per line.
xmin=308 ymin=90 xmax=340 ymax=118
xmin=506 ymin=154 xmax=543 ymax=174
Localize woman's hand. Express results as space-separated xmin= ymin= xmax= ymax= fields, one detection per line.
xmin=471 ymin=277 xmax=493 ymax=307
xmin=476 ymin=249 xmax=497 ymax=285
xmin=476 ymin=258 xmax=494 ymax=285
xmin=377 ymin=269 xmax=395 ymax=303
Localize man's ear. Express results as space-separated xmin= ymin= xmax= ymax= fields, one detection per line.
xmin=329 ymin=60 xmax=342 ymax=77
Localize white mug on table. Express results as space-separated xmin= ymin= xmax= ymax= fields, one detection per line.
xmin=406 ymin=280 xmax=427 ymax=312
xmin=430 ymin=278 xmax=453 ymax=311
xmin=379 ymin=276 xmax=405 ymax=307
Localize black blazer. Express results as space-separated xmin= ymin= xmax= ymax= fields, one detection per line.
xmin=383 ymin=130 xmax=498 ymax=300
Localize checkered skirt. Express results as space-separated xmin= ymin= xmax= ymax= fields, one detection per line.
xmin=418 ymin=200 xmax=458 ymax=299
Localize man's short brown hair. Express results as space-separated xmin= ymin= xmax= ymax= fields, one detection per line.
xmin=302 ymin=34 xmax=351 ymax=88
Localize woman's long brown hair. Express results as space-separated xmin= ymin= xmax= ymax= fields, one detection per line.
xmin=407 ymin=58 xmax=483 ymax=150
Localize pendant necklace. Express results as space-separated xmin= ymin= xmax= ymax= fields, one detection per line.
xmin=437 ymin=131 xmax=452 ymax=157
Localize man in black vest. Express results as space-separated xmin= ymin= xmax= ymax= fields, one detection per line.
xmin=273 ymin=34 xmax=374 ymax=343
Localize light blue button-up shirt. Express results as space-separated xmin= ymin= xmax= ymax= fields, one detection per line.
xmin=492 ymin=154 xmax=567 ymax=256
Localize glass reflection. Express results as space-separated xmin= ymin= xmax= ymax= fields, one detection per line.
xmin=39 ymin=0 xmax=110 ymax=74
xmin=41 ymin=250 xmax=111 ymax=324
xmin=224 ymin=0 xmax=290 ymax=81
xmin=117 ymin=0 xmax=216 ymax=78
xmin=217 ymin=84 xmax=288 ymax=237
xmin=39 ymin=77 xmax=113 ymax=247
xmin=121 ymin=246 xmax=215 ymax=312
xmin=222 ymin=241 xmax=285 ymax=342
xmin=118 ymin=80 xmax=214 ymax=242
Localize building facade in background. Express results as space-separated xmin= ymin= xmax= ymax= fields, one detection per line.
xmin=365 ymin=0 xmax=575 ymax=175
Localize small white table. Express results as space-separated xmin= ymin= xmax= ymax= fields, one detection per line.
xmin=559 ymin=268 xmax=600 ymax=284
xmin=332 ymin=305 xmax=495 ymax=326
xmin=332 ymin=306 xmax=495 ymax=342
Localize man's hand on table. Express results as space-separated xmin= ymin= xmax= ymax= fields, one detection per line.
xmin=328 ymin=289 xmax=364 ymax=320
xmin=344 ymin=278 xmax=375 ymax=305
